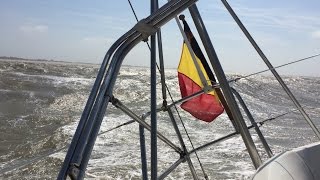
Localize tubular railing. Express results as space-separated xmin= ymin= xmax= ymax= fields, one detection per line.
xmin=56 ymin=0 xmax=306 ymax=179
xmin=57 ymin=0 xmax=199 ymax=179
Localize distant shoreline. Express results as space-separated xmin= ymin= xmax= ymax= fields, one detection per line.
xmin=0 ymin=56 xmax=152 ymax=69
xmin=0 ymin=56 xmax=100 ymax=67
xmin=1 ymin=56 xmax=318 ymax=78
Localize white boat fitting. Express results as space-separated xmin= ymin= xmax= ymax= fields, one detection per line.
xmin=252 ymin=142 xmax=320 ymax=180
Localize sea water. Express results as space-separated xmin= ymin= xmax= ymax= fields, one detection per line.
xmin=0 ymin=59 xmax=319 ymax=179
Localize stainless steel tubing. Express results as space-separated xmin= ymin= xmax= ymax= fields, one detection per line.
xmin=167 ymin=109 xmax=199 ymax=179
xmin=57 ymin=29 xmax=137 ymax=179
xmin=167 ymin=89 xmax=205 ymax=109
xmin=76 ymin=33 xmax=139 ymax=162
xmin=188 ymin=4 xmax=262 ymax=168
xmin=190 ymin=132 xmax=237 ymax=154
xmin=158 ymin=158 xmax=185 ymax=180
xmin=112 ymin=98 xmax=182 ymax=153
xmin=231 ymin=88 xmax=273 ymax=158
xmin=77 ymin=35 xmax=143 ymax=179
xmin=150 ymin=0 xmax=158 ymax=178
xmin=58 ymin=0 xmax=199 ymax=179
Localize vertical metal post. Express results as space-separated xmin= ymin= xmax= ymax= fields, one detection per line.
xmin=57 ymin=0 xmax=200 ymax=179
xmin=221 ymin=0 xmax=320 ymax=139
xmin=150 ymin=0 xmax=158 ymax=179
xmin=158 ymin=14 xmax=199 ymax=178
xmin=231 ymin=88 xmax=273 ymax=158
xmin=188 ymin=4 xmax=262 ymax=168
xmin=139 ymin=124 xmax=148 ymax=180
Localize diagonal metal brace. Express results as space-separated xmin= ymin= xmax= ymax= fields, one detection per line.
xmin=134 ymin=19 xmax=158 ymax=42
xmin=109 ymin=96 xmax=183 ymax=153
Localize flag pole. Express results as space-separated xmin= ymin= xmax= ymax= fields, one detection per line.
xmin=174 ymin=15 xmax=210 ymax=90
xmin=188 ymin=4 xmax=262 ymax=169
xmin=178 ymin=14 xmax=238 ymax=131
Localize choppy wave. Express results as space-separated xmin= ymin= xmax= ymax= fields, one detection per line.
xmin=0 ymin=59 xmax=319 ymax=179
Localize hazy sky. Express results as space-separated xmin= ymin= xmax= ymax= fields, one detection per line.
xmin=1 ymin=0 xmax=319 ymax=76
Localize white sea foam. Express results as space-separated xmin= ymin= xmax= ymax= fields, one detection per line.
xmin=10 ymin=71 xmax=94 ymax=87
xmin=2 ymin=63 xmax=320 ymax=179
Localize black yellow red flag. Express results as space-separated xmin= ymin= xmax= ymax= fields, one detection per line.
xmin=177 ymin=16 xmax=224 ymax=122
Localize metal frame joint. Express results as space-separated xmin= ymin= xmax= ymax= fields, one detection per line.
xmin=134 ymin=19 xmax=158 ymax=42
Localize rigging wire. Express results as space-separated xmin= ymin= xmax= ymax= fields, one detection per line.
xmin=127 ymin=0 xmax=139 ymax=22
xmin=173 ymin=15 xmax=212 ymax=179
xmin=126 ymin=0 xmax=209 ymax=178
xmin=165 ymin=52 xmax=320 ymax=112
xmin=2 ymin=1 xmax=320 ymax=178
xmin=0 ymin=120 xmax=135 ymax=175
xmin=2 ymin=105 xmax=318 ymax=175
xmin=173 ymin=52 xmax=320 ymax=104
xmin=201 ymin=53 xmax=320 ymax=92
xmin=127 ymin=0 xmax=152 ymax=51
xmin=257 ymin=106 xmax=320 ymax=126
xmin=190 ymin=105 xmax=320 ymax=154
xmin=121 ymin=1 xmax=320 ymax=177
xmin=232 ymin=53 xmax=320 ymax=82
xmin=125 ymin=1 xmax=320 ymax=177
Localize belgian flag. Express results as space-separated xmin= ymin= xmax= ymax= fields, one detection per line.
xmin=178 ymin=15 xmax=224 ymax=122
